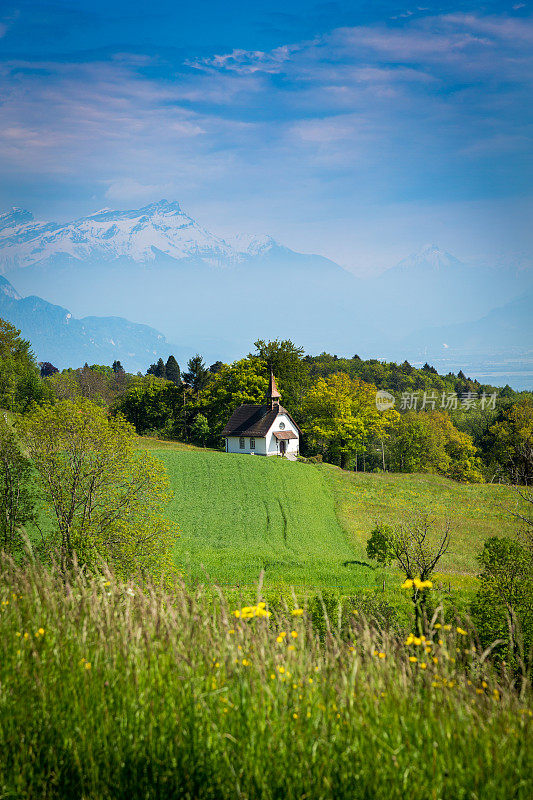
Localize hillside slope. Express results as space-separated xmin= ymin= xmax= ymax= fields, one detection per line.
xmin=149 ymin=446 xmax=367 ymax=590
xmin=143 ymin=442 xmax=517 ymax=591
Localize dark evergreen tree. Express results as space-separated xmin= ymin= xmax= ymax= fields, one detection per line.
xmin=147 ymin=358 xmax=166 ymax=379
xmin=182 ymin=354 xmax=209 ymax=395
xmin=209 ymin=361 xmax=223 ymax=374
xmin=40 ymin=362 xmax=59 ymax=377
xmin=112 ymin=360 xmax=124 ymax=374
xmin=165 ymin=355 xmax=181 ymax=385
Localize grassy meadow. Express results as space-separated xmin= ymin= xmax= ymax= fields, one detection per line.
xmin=140 ymin=438 xmax=516 ymax=595
xmin=1 ymin=556 xmax=531 ymax=800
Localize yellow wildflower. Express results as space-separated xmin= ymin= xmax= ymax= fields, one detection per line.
xmin=293 ymin=713 xmax=298 ymax=719
xmin=288 ymin=645 xmax=295 ymax=651
xmin=378 ymin=652 xmax=386 ymax=659
xmin=276 ymin=635 xmax=285 ymax=643
xmin=456 ymin=627 xmax=468 ymax=636
xmin=405 ymin=634 xmax=415 ymax=645
xmin=443 ymin=624 xmax=452 ymax=631
xmin=401 ymin=579 xmax=414 ymax=589
xmin=277 ymin=666 xmax=285 ymax=674
xmin=241 ymin=659 xmax=250 ymax=667
xmin=434 ymin=623 xmax=442 ymax=629
xmin=291 ymin=631 xmax=298 ymax=638
xmin=419 ymin=662 xmax=427 ymax=670
xmin=85 ymin=662 xmax=91 ymax=670
xmin=409 ymin=656 xmax=418 ymax=663
xmin=292 ymin=609 xmax=304 ymax=616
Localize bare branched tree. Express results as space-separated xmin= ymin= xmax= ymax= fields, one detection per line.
xmin=367 ymin=513 xmax=451 ymax=634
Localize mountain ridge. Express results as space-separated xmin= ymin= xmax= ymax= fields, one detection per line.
xmin=0 ymin=274 xmax=178 ymax=371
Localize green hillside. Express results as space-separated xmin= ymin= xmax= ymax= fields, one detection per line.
xmin=141 ymin=438 xmax=517 ymax=593
xmin=151 ymin=444 xmax=367 ymax=591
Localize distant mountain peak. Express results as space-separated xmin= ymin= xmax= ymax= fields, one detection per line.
xmin=0 ymin=275 xmax=22 ymax=300
xmin=394 ymin=245 xmax=463 ymax=273
xmin=0 ymin=199 xmax=283 ymax=272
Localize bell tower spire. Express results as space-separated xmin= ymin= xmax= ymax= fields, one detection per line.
xmin=266 ymin=369 xmax=281 ymax=410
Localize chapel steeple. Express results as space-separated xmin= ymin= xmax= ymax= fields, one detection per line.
xmin=266 ymin=369 xmax=281 ymax=410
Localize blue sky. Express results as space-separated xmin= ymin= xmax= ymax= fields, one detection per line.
xmin=0 ymin=0 xmax=531 ymax=272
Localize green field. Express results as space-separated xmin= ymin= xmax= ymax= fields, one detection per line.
xmin=141 ymin=438 xmax=516 ymax=593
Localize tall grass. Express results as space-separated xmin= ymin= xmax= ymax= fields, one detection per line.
xmin=0 ymin=556 xmax=531 ymax=800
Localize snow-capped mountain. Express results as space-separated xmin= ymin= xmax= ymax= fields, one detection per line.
xmin=392 ymin=244 xmax=464 ymax=274
xmin=0 ymin=200 xmax=281 ymax=272
xmin=0 ymin=199 xmax=531 ymax=387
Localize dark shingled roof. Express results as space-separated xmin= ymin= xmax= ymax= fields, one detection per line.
xmin=222 ymin=404 xmax=301 ymax=437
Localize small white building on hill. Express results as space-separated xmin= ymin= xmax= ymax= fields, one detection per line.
xmin=222 ymin=372 xmax=300 ymax=457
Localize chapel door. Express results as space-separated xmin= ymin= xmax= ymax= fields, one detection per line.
xmin=280 ymin=440 xmax=286 ymax=455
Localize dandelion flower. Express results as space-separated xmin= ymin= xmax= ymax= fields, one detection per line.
xmin=277 ymin=666 xmax=285 ymax=674
xmin=85 ymin=662 xmax=91 ymax=670
xmin=419 ymin=662 xmax=427 ymax=670
xmin=409 ymin=656 xmax=418 ymax=663
xmin=288 ymin=645 xmax=296 ymax=651
xmin=292 ymin=609 xmax=304 ymax=616
xmin=456 ymin=627 xmax=467 ymax=636
xmin=378 ymin=652 xmax=386 ymax=659
xmin=401 ymin=579 xmax=414 ymax=589
xmin=291 ymin=631 xmax=298 ymax=638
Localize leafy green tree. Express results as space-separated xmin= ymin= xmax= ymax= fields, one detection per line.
xmin=182 ymin=354 xmax=209 ymax=396
xmin=0 ymin=416 xmax=36 ymax=553
xmin=0 ymin=319 xmax=53 ymax=411
xmin=190 ymin=413 xmax=210 ymax=447
xmin=470 ymin=537 xmax=533 ymax=689
xmin=367 ymin=515 xmax=451 ymax=634
xmin=487 ymin=397 xmax=533 ymax=483
xmin=112 ymin=360 xmax=124 ymax=374
xmin=165 ymin=355 xmax=181 ymax=385
xmin=19 ymin=399 xmax=178 ymax=579
xmin=112 ymin=381 xmax=183 ymax=434
xmin=301 ymin=373 xmax=397 ymax=468
xmin=250 ymin=339 xmax=309 ymax=413
xmin=388 ymin=411 xmax=483 ymax=482
xmin=199 ymin=358 xmax=269 ymax=443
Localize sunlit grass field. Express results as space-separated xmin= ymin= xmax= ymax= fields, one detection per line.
xmin=320 ymin=464 xmax=516 ymax=582
xmin=140 ymin=438 xmax=516 ymax=594
xmin=1 ymin=558 xmax=531 ymax=800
